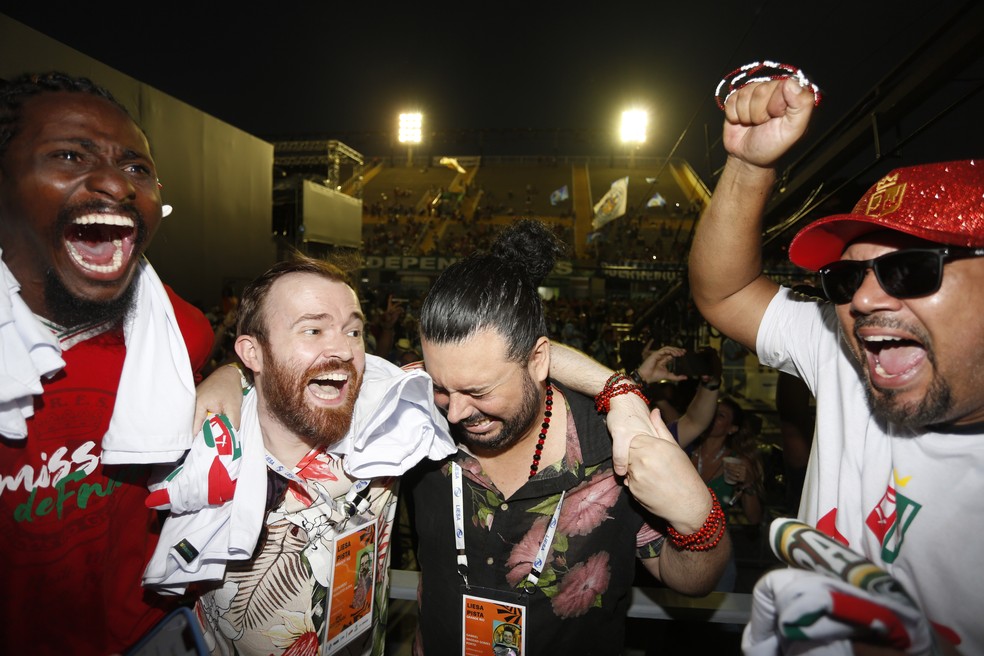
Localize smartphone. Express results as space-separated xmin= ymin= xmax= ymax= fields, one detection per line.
xmin=126 ymin=606 xmax=207 ymax=656
xmin=670 ymin=352 xmax=713 ymax=378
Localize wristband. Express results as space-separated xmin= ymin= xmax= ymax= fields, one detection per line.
xmin=715 ymin=60 xmax=821 ymax=111
xmin=594 ymin=373 xmax=648 ymax=414
xmin=701 ymin=380 xmax=721 ymax=391
xmin=666 ymin=489 xmax=726 ymax=552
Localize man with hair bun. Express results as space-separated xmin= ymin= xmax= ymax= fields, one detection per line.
xmin=405 ymin=219 xmax=729 ymax=656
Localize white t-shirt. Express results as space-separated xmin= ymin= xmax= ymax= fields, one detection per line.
xmin=756 ymin=286 xmax=984 ymax=654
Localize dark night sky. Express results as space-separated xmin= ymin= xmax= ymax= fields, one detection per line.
xmin=3 ymin=1 xmax=982 ymax=169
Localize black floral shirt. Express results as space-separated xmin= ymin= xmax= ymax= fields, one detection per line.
xmin=407 ymin=381 xmax=664 ymax=656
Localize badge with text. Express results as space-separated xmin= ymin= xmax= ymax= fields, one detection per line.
xmin=462 ymin=587 xmax=526 ymax=656
xmin=324 ymin=522 xmax=376 ymax=654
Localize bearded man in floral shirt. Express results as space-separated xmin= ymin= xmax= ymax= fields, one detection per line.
xmin=404 ymin=220 xmax=730 ymax=656
xmin=176 ymin=255 xmax=454 ymax=656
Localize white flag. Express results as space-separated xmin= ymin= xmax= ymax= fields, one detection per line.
xmin=592 ymin=177 xmax=629 ymax=229
xmin=439 ymin=156 xmax=466 ymax=174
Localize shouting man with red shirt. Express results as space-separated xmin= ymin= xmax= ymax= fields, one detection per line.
xmin=0 ymin=72 xmax=214 ymax=655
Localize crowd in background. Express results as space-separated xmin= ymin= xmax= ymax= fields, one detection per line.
xmin=198 ymin=179 xmax=817 ymax=612
xmin=203 ymin=263 xmax=811 ymax=525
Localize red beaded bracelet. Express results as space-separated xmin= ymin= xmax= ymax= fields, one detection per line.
xmin=715 ymin=60 xmax=821 ymax=111
xmin=666 ymin=489 xmax=726 ymax=552
xmin=594 ymin=373 xmax=648 ymax=414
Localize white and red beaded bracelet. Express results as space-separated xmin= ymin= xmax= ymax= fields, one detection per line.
xmin=715 ymin=60 xmax=821 ymax=111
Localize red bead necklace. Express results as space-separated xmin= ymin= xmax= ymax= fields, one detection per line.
xmin=528 ymin=382 xmax=554 ymax=479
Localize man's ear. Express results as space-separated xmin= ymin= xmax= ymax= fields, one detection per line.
xmin=235 ymin=334 xmax=262 ymax=374
xmin=529 ymin=335 xmax=551 ymax=383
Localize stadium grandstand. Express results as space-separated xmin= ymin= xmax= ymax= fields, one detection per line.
xmin=273 ymin=140 xmax=808 ymax=358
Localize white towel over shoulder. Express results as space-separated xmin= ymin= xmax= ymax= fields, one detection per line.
xmin=331 ymin=354 xmax=456 ymax=477
xmin=101 ymin=259 xmax=198 ymax=464
xmin=143 ymin=391 xmax=267 ymax=595
xmin=0 ymin=251 xmax=64 ymax=439
xmin=0 ymin=253 xmax=196 ymax=460
xmin=143 ymin=354 xmax=455 ymax=594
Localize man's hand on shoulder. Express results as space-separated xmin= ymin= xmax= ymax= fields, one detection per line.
xmin=193 ymin=363 xmax=245 ymax=430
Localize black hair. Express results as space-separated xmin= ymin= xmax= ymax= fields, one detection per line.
xmin=419 ymin=219 xmax=567 ymax=363
xmin=719 ymin=396 xmax=745 ymax=432
xmin=0 ymin=71 xmax=136 ymax=161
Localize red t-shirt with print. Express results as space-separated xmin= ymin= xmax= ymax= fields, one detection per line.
xmin=0 ymin=286 xmax=213 ymax=655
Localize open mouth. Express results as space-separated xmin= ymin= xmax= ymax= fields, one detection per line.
xmin=461 ymin=415 xmax=495 ymax=434
xmin=64 ymin=214 xmax=137 ymax=275
xmin=862 ymin=334 xmax=926 ymax=382
xmin=308 ymin=372 xmax=348 ymax=401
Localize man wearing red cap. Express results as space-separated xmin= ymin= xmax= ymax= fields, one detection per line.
xmin=690 ymin=75 xmax=983 ymax=655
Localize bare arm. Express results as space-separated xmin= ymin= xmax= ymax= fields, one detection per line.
xmin=627 ymin=410 xmax=731 ymax=594
xmin=550 ymin=341 xmax=729 ymax=590
xmin=193 ymin=362 xmax=245 ymax=430
xmin=644 ymin=527 xmax=733 ymax=597
xmin=636 ymin=344 xmax=718 ymax=444
xmin=548 ymin=339 xmax=616 ymax=393
xmin=637 ymin=343 xmax=686 ymax=422
xmin=672 ymin=346 xmax=722 ymax=448
xmin=689 ymin=78 xmax=816 ymax=352
xmin=549 ymin=341 xmax=659 ymax=475
xmin=674 ymin=384 xmax=719 ymax=448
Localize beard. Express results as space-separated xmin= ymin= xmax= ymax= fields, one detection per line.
xmin=260 ymin=352 xmax=362 ymax=449
xmin=450 ymin=370 xmax=541 ymax=452
xmin=865 ymin=371 xmax=953 ymax=429
xmin=44 ymin=267 xmax=136 ymax=328
xmin=851 ymin=316 xmax=953 ymax=430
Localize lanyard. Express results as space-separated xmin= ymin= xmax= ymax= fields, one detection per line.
xmin=450 ymin=462 xmax=565 ymax=591
xmin=264 ymin=449 xmax=373 ymax=589
xmin=265 ymin=451 xmax=371 ymax=521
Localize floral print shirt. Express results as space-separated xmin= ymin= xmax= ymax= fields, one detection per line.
xmin=407 ymin=381 xmax=664 ymax=656
xmin=194 ymin=449 xmax=399 ymax=656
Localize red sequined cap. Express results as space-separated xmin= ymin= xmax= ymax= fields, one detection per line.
xmin=789 ymin=159 xmax=984 ymax=271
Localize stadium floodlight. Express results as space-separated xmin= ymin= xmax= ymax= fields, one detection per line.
xmin=399 ymin=112 xmax=423 ymax=167
xmin=620 ymin=109 xmax=647 ymax=167
xmin=620 ymin=109 xmax=647 ymax=145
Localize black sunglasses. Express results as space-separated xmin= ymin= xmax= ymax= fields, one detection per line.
xmin=818 ymin=247 xmax=984 ymax=305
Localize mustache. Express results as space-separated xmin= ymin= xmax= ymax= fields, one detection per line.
xmin=304 ymin=358 xmax=358 ymax=381
xmin=853 ymin=315 xmax=902 ymax=332
xmin=853 ymin=314 xmax=931 ymax=347
xmin=456 ymin=412 xmax=488 ymax=427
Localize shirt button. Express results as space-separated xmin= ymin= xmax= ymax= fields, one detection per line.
xmin=500 ymin=503 xmax=508 ymax=510
xmin=486 ymin=557 xmax=494 ymax=565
